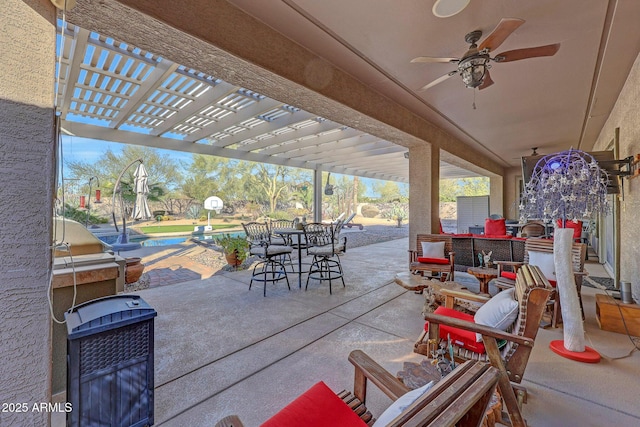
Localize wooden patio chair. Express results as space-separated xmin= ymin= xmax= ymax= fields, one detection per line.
xmin=493 ymin=237 xmax=587 ymax=327
xmin=409 ymin=234 xmax=455 ymax=281
xmin=215 ymin=350 xmax=500 ymax=427
xmin=414 ymin=265 xmax=553 ymax=427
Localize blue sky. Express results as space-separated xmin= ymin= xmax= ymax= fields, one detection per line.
xmin=61 ymin=136 xmax=194 ymax=165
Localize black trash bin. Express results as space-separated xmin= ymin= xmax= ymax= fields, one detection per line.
xmin=65 ymin=295 xmax=157 ymax=427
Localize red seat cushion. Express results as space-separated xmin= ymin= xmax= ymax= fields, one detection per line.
xmin=261 ymin=381 xmax=367 ymax=427
xmin=417 ymin=257 xmax=450 ymax=264
xmin=500 ymin=271 xmax=517 ymax=280
xmin=424 ymin=306 xmax=486 ymax=354
xmin=485 ymin=218 xmax=506 ymax=235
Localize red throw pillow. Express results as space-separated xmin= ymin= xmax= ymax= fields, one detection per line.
xmin=485 ymin=218 xmax=506 ymax=235
xmin=556 ymin=219 xmax=582 ymax=240
xmin=417 ymin=257 xmax=450 ymax=264
xmin=424 ymin=306 xmax=486 ymax=354
xmin=261 ymin=381 xmax=368 ymax=427
xmin=500 ymin=271 xmax=517 ymax=280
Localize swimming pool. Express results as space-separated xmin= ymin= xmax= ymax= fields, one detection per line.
xmin=98 ymin=231 xmax=244 ymax=247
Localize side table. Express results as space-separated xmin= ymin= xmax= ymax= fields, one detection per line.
xmin=467 ymin=266 xmax=499 ymax=295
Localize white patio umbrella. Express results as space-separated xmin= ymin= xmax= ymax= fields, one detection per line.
xmin=131 ymin=162 xmax=151 ymax=220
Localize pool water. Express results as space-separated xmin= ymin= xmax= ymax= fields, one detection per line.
xmin=98 ymin=231 xmax=244 ymax=247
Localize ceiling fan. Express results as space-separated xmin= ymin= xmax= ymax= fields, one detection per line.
xmin=412 ymin=18 xmax=560 ymax=91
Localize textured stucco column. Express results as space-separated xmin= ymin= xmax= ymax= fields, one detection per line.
xmin=489 ymin=175 xmax=504 ymax=217
xmin=409 ymin=144 xmax=439 ymax=250
xmin=1 ymin=0 xmax=56 ymax=424
xmin=313 ymin=168 xmax=323 ymax=222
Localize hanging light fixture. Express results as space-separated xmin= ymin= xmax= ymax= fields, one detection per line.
xmin=458 ymin=54 xmax=490 ymax=88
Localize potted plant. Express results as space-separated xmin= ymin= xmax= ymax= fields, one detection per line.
xmin=215 ymin=234 xmax=249 ymax=266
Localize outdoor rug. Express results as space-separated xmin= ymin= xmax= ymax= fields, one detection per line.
xmin=584 ymin=276 xmax=616 ymax=290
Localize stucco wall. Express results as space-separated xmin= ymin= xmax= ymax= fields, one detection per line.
xmin=592 ymin=52 xmax=640 ymax=295
xmin=0 ymin=0 xmax=56 ymax=425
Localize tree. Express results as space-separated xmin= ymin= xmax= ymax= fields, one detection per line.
xmin=372 ymin=180 xmax=408 ymax=203
xmin=439 ymin=177 xmax=489 ymax=202
xmin=65 ymin=145 xmax=184 ymax=197
xmin=249 ymin=164 xmax=288 ymax=213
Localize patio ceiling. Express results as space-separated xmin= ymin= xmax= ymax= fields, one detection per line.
xmin=56 ymin=23 xmax=477 ymax=182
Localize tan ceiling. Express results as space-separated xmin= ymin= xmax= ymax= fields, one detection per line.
xmin=227 ymin=0 xmax=640 ymax=166
xmin=62 ymin=0 xmax=640 ymax=181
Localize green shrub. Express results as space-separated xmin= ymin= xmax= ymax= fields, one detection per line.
xmin=60 ymin=204 xmax=109 ymax=225
xmin=267 ymin=210 xmax=292 ymax=220
xmin=361 ymin=204 xmax=380 ymax=218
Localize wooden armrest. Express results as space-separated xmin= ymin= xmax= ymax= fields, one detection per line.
xmin=493 ymin=261 xmax=523 ymax=267
xmin=423 ymin=313 xmax=532 ymax=347
xmin=574 ymin=271 xmax=588 ymax=276
xmin=494 ymin=281 xmax=515 ymax=290
xmin=215 ymin=415 xmax=244 ymax=427
xmin=440 ymin=288 xmax=491 ymax=304
xmin=348 ymin=350 xmax=410 ymax=403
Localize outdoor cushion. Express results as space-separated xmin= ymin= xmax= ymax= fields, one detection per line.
xmin=260 ymin=381 xmax=367 ymax=427
xmin=474 ymin=288 xmax=518 ymax=342
xmin=485 ymin=218 xmax=506 ymax=235
xmin=250 ymin=245 xmax=293 ymax=257
xmin=421 ymin=241 xmax=445 ymax=258
xmin=425 ymin=306 xmax=486 ymax=354
xmin=557 ymin=219 xmax=583 ymax=240
xmin=372 ymin=381 xmax=435 ymax=427
xmin=307 ymin=243 xmax=345 ymax=256
xmin=417 ymin=257 xmax=449 ymax=264
xmin=500 ymin=271 xmax=517 ymax=280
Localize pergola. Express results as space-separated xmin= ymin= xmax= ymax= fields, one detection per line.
xmin=56 ymin=21 xmax=479 ymax=209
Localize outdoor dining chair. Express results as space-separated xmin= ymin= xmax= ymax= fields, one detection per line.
xmin=304 ymin=222 xmax=347 ymax=294
xmin=242 ymin=222 xmax=293 ymax=296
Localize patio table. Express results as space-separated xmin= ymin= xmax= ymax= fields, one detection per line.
xmin=273 ymin=227 xmax=305 ymax=288
xmin=467 ymin=266 xmax=498 ymax=296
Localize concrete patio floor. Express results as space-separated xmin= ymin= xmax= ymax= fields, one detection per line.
xmin=55 ymin=237 xmax=640 ymax=426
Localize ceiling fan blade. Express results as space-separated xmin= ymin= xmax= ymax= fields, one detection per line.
xmin=479 ymin=18 xmax=525 ymax=52
xmin=419 ymin=71 xmax=458 ymax=91
xmin=494 ymin=43 xmax=561 ymax=62
xmin=411 ymin=56 xmax=459 ymax=64
xmin=478 ymin=70 xmax=494 ymax=90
